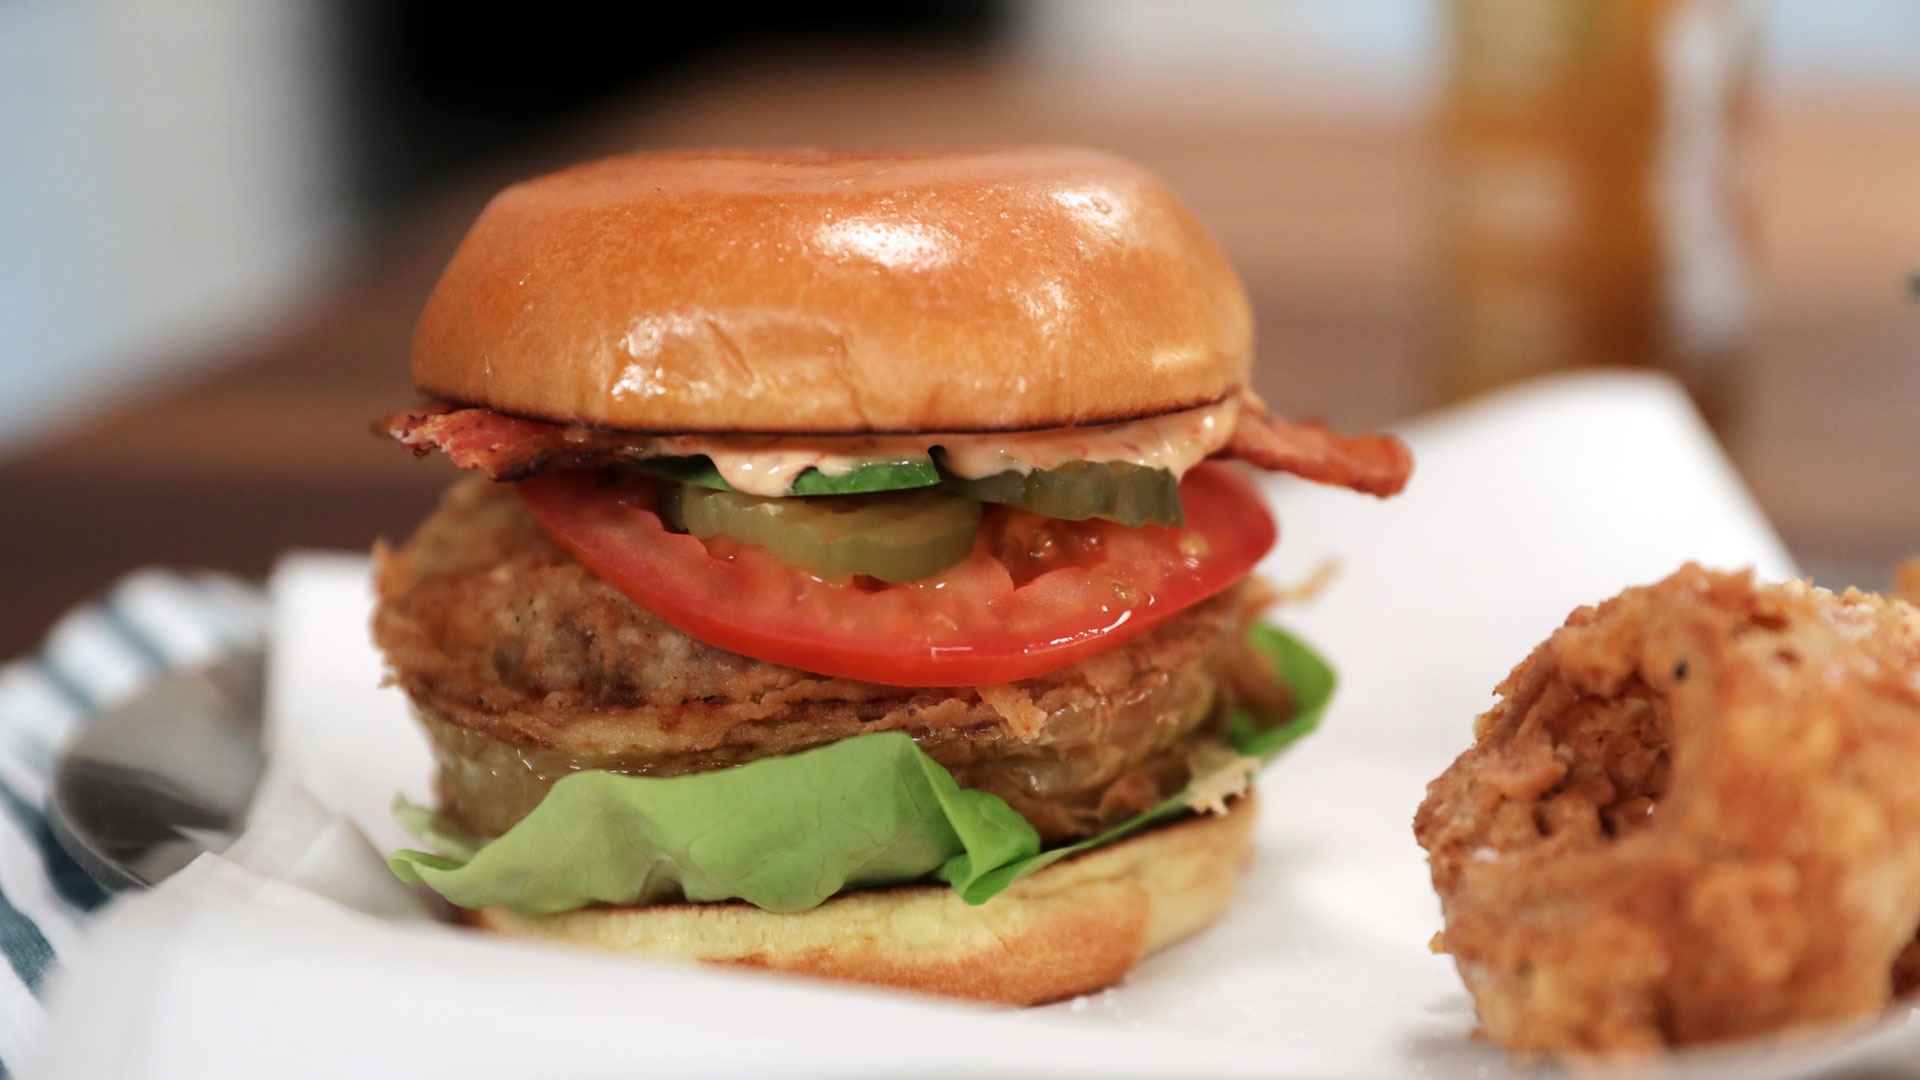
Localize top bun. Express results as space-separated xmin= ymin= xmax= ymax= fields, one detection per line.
xmin=412 ymin=147 xmax=1252 ymax=433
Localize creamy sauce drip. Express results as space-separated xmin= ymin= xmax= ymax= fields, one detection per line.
xmin=643 ymin=398 xmax=1241 ymax=496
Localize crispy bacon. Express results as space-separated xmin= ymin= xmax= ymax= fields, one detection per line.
xmin=1220 ymin=401 xmax=1412 ymax=498
xmin=381 ymin=405 xmax=672 ymax=481
xmin=382 ymin=398 xmax=1413 ymax=497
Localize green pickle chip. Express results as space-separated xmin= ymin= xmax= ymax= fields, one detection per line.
xmin=660 ymin=484 xmax=983 ymax=584
xmin=942 ymin=459 xmax=1183 ymax=528
xmin=631 ymin=455 xmax=940 ymax=496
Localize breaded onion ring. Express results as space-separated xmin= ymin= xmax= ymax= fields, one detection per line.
xmin=1415 ymin=564 xmax=1920 ymax=1055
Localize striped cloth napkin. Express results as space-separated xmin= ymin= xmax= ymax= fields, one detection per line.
xmin=0 ymin=571 xmax=265 ymax=1077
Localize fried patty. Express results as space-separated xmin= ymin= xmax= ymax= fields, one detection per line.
xmin=374 ymin=478 xmax=1253 ymax=843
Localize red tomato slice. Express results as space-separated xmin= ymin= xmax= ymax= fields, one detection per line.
xmin=517 ymin=462 xmax=1276 ymax=687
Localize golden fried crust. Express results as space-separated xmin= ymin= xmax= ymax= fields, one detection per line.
xmin=469 ymin=793 xmax=1257 ymax=1006
xmin=373 ymin=478 xmax=1248 ymax=843
xmin=1414 ymin=565 xmax=1920 ymax=1056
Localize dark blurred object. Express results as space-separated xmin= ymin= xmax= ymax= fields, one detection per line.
xmin=1439 ymin=0 xmax=1756 ymax=425
xmin=337 ymin=1 xmax=1005 ymax=215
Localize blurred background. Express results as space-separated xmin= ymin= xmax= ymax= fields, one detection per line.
xmin=2 ymin=0 xmax=1916 ymax=654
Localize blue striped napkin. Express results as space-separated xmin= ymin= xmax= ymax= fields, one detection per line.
xmin=0 ymin=571 xmax=265 ymax=1076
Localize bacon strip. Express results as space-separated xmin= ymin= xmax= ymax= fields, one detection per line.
xmin=380 ymin=404 xmax=670 ymax=481
xmin=1219 ymin=401 xmax=1413 ymax=498
xmin=382 ymin=398 xmax=1414 ymax=497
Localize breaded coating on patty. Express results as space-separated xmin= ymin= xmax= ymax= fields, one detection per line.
xmin=1415 ymin=565 xmax=1920 ymax=1056
xmin=375 ymin=479 xmax=1259 ymax=844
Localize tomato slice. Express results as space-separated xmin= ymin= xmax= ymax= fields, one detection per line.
xmin=517 ymin=462 xmax=1276 ymax=687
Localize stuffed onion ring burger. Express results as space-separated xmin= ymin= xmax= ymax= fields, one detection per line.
xmin=373 ymin=147 xmax=1411 ymax=1005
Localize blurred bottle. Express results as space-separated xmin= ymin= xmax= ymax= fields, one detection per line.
xmin=1439 ymin=0 xmax=1757 ymax=426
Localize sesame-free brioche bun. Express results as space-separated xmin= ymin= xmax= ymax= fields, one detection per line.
xmin=468 ymin=794 xmax=1257 ymax=1006
xmin=412 ymin=147 xmax=1252 ymax=434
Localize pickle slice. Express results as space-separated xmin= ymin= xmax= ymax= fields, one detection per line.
xmin=659 ymin=484 xmax=983 ymax=584
xmin=940 ymin=460 xmax=1183 ymax=527
xmin=630 ymin=455 xmax=939 ymax=496
xmin=790 ymin=459 xmax=939 ymax=496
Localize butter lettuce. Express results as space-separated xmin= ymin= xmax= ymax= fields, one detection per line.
xmin=631 ymin=455 xmax=941 ymax=496
xmin=945 ymin=622 xmax=1332 ymax=901
xmin=389 ymin=623 xmax=1333 ymax=914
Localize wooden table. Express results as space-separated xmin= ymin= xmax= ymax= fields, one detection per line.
xmin=4 ymin=50 xmax=1916 ymax=656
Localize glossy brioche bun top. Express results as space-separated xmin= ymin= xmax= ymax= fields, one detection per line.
xmin=412 ymin=147 xmax=1252 ymax=433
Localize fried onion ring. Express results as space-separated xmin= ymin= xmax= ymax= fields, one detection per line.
xmin=1415 ymin=564 xmax=1920 ymax=1055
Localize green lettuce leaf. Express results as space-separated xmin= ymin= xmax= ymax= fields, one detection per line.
xmin=389 ymin=623 xmax=1333 ymax=914
xmin=629 ymin=455 xmax=941 ymax=496
xmin=947 ymin=622 xmax=1332 ymax=901
xmin=390 ymin=733 xmax=1039 ymax=915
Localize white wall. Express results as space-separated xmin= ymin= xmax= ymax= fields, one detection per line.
xmin=1017 ymin=0 xmax=1920 ymax=109
xmin=1015 ymin=0 xmax=1442 ymax=113
xmin=0 ymin=0 xmax=345 ymax=453
xmin=1758 ymin=0 xmax=1920 ymax=102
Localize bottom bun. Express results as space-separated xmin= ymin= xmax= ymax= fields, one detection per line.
xmin=468 ymin=793 xmax=1259 ymax=1006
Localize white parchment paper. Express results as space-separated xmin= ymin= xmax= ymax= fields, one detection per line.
xmin=39 ymin=372 xmax=1919 ymax=1079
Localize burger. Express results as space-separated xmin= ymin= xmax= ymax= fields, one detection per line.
xmin=372 ymin=147 xmax=1410 ymax=1005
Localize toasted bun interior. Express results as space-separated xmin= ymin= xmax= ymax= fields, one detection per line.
xmin=469 ymin=794 xmax=1258 ymax=1006
xmin=413 ymin=147 xmax=1252 ymax=433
